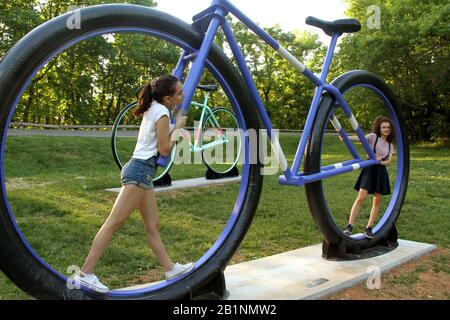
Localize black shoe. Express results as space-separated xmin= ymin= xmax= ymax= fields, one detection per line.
xmin=364 ymin=226 xmax=375 ymax=239
xmin=342 ymin=224 xmax=353 ymax=236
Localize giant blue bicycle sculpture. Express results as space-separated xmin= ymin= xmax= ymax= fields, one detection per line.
xmin=0 ymin=0 xmax=409 ymax=299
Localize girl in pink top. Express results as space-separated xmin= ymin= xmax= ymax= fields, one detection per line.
xmin=341 ymin=116 xmax=396 ymax=239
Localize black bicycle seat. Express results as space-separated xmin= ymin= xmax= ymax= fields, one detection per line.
xmin=305 ymin=16 xmax=361 ymax=36
xmin=197 ymin=84 xmax=218 ymax=92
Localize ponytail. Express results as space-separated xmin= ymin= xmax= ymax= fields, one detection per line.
xmin=134 ymin=83 xmax=153 ymax=116
xmin=134 ymin=74 xmax=179 ymax=117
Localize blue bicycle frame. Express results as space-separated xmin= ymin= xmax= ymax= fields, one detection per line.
xmin=174 ymin=0 xmax=378 ymax=187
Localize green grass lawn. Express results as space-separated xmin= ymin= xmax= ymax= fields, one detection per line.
xmin=0 ymin=134 xmax=449 ymax=299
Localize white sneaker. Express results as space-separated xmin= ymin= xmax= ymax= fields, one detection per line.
xmin=73 ymin=272 xmax=110 ymax=293
xmin=165 ymin=262 xmax=194 ymax=280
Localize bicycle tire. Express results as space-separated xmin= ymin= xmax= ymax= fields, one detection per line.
xmin=201 ymin=107 xmax=241 ymax=174
xmin=111 ymin=101 xmax=138 ymax=170
xmin=304 ymin=70 xmax=409 ymax=252
xmin=0 ymin=4 xmax=263 ymax=300
xmin=111 ymin=101 xmax=176 ymax=183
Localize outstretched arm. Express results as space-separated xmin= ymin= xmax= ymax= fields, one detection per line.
xmin=339 ymin=134 xmax=367 ymax=142
xmin=155 ymin=112 xmax=188 ymax=157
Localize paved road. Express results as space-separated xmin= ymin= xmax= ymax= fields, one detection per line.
xmin=8 ymin=128 xmax=134 ymax=137
xmin=7 ymin=128 xmax=338 ymax=137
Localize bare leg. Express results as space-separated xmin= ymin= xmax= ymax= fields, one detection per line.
xmin=81 ymin=185 xmax=145 ymax=274
xmin=367 ymin=192 xmax=381 ymax=228
xmin=139 ymin=189 xmax=173 ymax=272
xmin=348 ymin=188 xmax=368 ymax=225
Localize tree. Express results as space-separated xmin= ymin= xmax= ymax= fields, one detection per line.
xmin=222 ymin=20 xmax=325 ymax=130
xmin=2 ymin=0 xmax=184 ymax=126
xmin=337 ymin=0 xmax=450 ymax=141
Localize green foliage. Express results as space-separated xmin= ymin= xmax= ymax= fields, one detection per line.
xmin=221 ymin=21 xmax=325 ymax=129
xmin=1 ymin=0 xmax=172 ymax=126
xmin=1 ymin=1 xmax=325 ymax=130
xmin=339 ymin=0 xmax=450 ymax=141
xmin=1 ymin=0 xmax=448 ymax=141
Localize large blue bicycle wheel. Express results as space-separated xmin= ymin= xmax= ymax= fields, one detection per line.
xmin=0 ymin=4 xmax=263 ymax=299
xmin=304 ymin=71 xmax=409 ymax=256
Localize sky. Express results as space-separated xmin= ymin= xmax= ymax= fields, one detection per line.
xmin=156 ymin=0 xmax=349 ymax=44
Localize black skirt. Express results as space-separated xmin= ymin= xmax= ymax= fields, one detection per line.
xmin=354 ymin=165 xmax=391 ymax=195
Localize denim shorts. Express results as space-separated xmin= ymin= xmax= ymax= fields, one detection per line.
xmin=120 ymin=156 xmax=156 ymax=190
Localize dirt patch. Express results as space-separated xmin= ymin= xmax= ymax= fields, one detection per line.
xmin=229 ymin=250 xmax=248 ymax=265
xmin=6 ymin=177 xmax=54 ymax=191
xmin=134 ymin=267 xmax=165 ymax=284
xmin=323 ymin=247 xmax=450 ymax=300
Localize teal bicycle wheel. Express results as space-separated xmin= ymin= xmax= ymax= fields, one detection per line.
xmin=201 ymin=107 xmax=241 ymax=174
xmin=304 ymin=71 xmax=409 ymax=257
xmin=111 ymin=101 xmax=176 ymax=183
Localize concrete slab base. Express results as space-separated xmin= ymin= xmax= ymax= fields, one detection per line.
xmin=224 ymin=239 xmax=436 ymax=300
xmin=105 ymin=176 xmax=241 ymax=194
